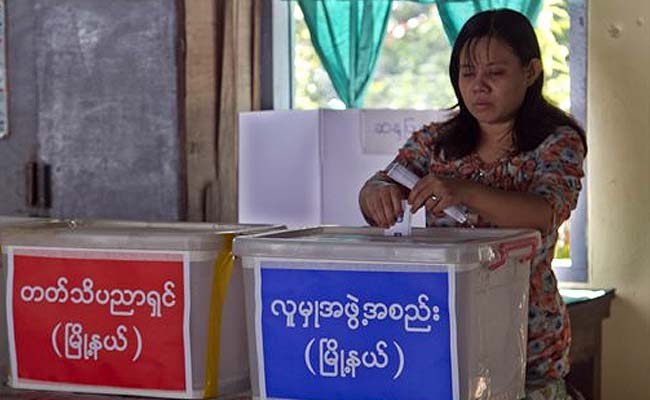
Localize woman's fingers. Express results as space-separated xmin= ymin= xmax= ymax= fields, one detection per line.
xmin=382 ymin=187 xmax=405 ymax=227
xmin=424 ymin=196 xmax=438 ymax=212
xmin=408 ymin=175 xmax=463 ymax=215
xmin=362 ymin=176 xmax=464 ymax=226
xmin=409 ymin=176 xmax=439 ymax=212
xmin=432 ymin=189 xmax=461 ymax=216
xmin=379 ymin=192 xmax=396 ymax=227
xmin=390 ymin=188 xmax=403 ymax=220
xmin=370 ymin=197 xmax=387 ymax=227
xmin=365 ymin=184 xmax=403 ymax=228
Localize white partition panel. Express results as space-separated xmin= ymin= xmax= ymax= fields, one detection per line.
xmin=239 ymin=109 xmax=450 ymax=228
xmin=238 ymin=110 xmax=321 ymax=227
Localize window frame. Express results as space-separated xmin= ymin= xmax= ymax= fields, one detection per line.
xmin=261 ymin=0 xmax=293 ymax=110
xmin=553 ymin=0 xmax=588 ymax=282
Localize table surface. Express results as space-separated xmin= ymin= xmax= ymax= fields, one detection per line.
xmin=560 ymin=287 xmax=615 ymax=305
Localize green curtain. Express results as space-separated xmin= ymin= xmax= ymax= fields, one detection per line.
xmin=297 ymin=0 xmax=393 ymax=108
xmin=298 ymin=0 xmax=541 ymax=108
xmin=410 ymin=0 xmax=543 ymax=44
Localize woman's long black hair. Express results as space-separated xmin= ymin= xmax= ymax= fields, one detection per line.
xmin=436 ymin=9 xmax=587 ymax=159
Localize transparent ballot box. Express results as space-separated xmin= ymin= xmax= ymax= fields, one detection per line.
xmin=0 ymin=220 xmax=282 ymax=398
xmin=233 ymin=226 xmax=541 ymax=400
xmin=0 ymin=216 xmax=58 ymax=386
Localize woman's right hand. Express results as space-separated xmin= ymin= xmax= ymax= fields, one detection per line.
xmin=359 ymin=180 xmax=405 ymax=228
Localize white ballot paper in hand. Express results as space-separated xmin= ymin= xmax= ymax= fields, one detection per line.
xmin=386 ymin=162 xmax=470 ymax=225
xmin=384 ymin=199 xmax=412 ymax=237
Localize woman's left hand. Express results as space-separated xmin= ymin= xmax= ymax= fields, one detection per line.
xmin=407 ymin=174 xmax=470 ymax=215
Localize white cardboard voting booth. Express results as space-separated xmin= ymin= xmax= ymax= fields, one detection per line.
xmin=238 ymin=109 xmax=450 ymax=228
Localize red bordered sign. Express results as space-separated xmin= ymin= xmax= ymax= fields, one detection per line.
xmin=5 ymin=246 xmax=192 ymax=398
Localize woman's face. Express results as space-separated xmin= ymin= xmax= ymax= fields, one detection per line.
xmin=458 ymin=36 xmax=538 ymax=128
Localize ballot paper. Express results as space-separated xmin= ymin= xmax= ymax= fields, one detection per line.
xmin=386 ymin=163 xmax=469 ymax=225
xmin=384 ymin=200 xmax=412 ymax=237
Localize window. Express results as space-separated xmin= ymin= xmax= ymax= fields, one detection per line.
xmin=262 ymin=0 xmax=587 ymax=282
xmin=294 ymin=2 xmax=454 ymax=110
xmin=293 ymin=1 xmax=576 ymax=112
xmin=555 ymin=0 xmax=588 ymax=282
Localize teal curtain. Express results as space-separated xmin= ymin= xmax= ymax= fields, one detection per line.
xmin=297 ymin=0 xmax=393 ymax=108
xmin=298 ymin=0 xmax=541 ymax=108
xmin=409 ymin=0 xmax=543 ymax=44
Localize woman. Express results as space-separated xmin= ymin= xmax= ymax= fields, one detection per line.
xmin=359 ymin=9 xmax=586 ymax=400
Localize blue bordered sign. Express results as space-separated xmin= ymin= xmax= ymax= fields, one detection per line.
xmin=254 ymin=261 xmax=459 ymax=400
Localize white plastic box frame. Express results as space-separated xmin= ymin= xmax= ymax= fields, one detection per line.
xmin=0 ymin=220 xmax=282 ymax=398
xmin=0 ymin=216 xmax=58 ymax=386
xmin=233 ymin=226 xmax=541 ymax=400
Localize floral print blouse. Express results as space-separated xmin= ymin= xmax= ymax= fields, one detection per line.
xmin=388 ymin=122 xmax=586 ymax=383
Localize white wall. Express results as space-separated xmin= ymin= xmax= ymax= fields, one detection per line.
xmin=588 ymin=1 xmax=650 ymax=398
